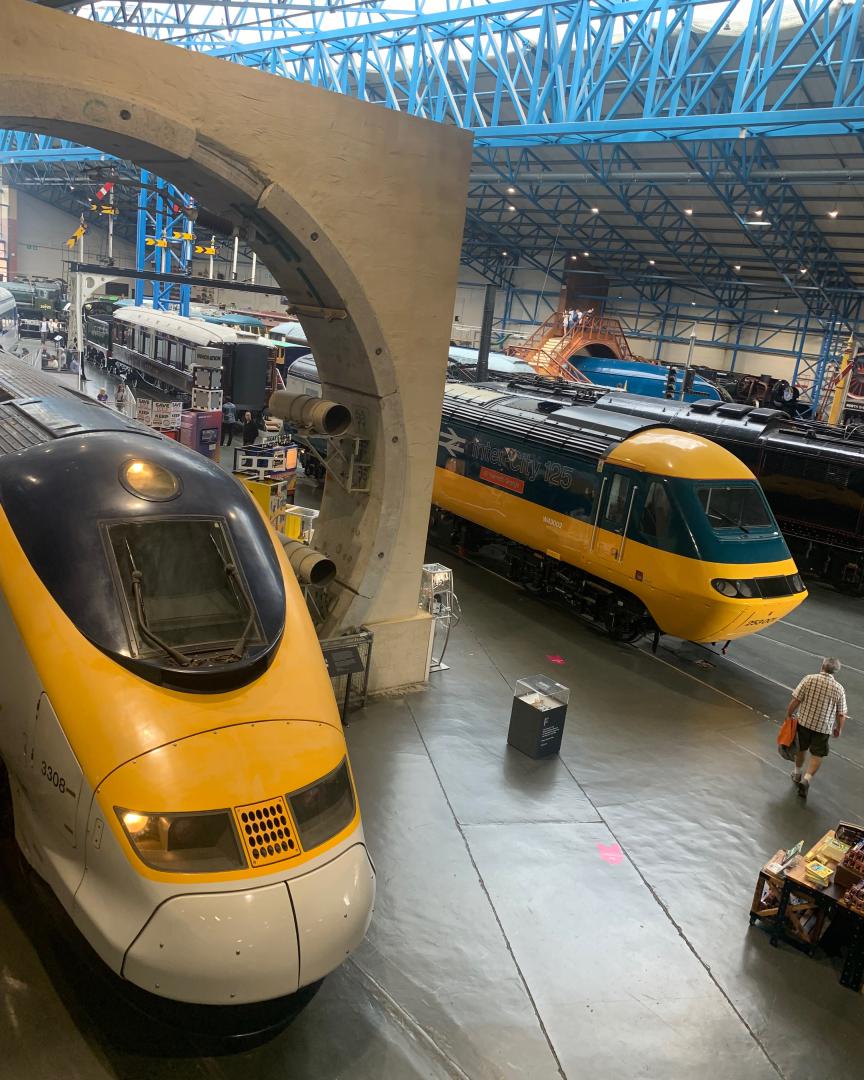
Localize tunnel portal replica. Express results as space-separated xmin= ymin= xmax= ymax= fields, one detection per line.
xmin=0 ymin=0 xmax=473 ymax=692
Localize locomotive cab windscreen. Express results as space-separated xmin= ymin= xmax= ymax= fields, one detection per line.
xmin=106 ymin=517 xmax=262 ymax=662
xmin=697 ymin=482 xmax=775 ymax=535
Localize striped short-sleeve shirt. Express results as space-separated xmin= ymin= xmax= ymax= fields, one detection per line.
xmin=793 ymin=673 xmax=848 ymax=734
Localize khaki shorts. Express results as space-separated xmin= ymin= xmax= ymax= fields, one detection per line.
xmin=797 ymin=725 xmax=830 ymax=757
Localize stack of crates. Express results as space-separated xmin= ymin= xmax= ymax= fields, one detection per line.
xmin=233 ymin=443 xmax=299 ymax=531
xmin=191 ymin=387 xmax=223 ymax=412
xmin=191 ymin=365 xmax=223 ymax=413
xmin=233 ymin=445 xmax=287 ymax=477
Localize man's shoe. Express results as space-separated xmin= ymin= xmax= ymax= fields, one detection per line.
xmin=797 ymin=778 xmax=810 ymax=800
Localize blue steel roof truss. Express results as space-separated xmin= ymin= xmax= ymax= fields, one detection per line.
xmin=8 ymin=0 xmax=864 ymax=388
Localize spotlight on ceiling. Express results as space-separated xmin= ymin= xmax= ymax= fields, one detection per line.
xmin=501 ymin=251 xmax=507 ymax=256
xmin=684 ymin=208 xmax=693 ymax=216
xmin=734 ymin=264 xmax=741 ymax=271
xmin=649 ymin=259 xmax=656 ymax=266
xmin=773 ymin=307 xmax=780 ymax=314
xmin=507 ymin=186 xmax=516 ymax=194
xmin=570 ymin=254 xmax=578 ymax=260
xmin=591 ymin=207 xmax=600 ymax=214
xmin=800 ymin=267 xmax=808 ymax=274
xmin=583 ymin=251 xmax=590 ymax=257
xmin=507 ymin=204 xmax=516 ymax=211
xmin=828 ymin=206 xmax=839 ymax=219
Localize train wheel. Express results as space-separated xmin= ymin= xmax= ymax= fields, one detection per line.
xmin=604 ymin=602 xmax=644 ymax=643
xmin=828 ymin=557 xmax=864 ymax=595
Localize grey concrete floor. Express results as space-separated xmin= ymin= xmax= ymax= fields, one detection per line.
xmin=3 ymin=347 xmax=861 ymax=1077
xmin=2 ymin=555 xmax=861 ymax=1079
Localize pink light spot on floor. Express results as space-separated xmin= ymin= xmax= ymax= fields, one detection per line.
xmin=597 ymin=843 xmax=624 ymax=865
xmin=546 ymin=654 xmax=566 ymax=665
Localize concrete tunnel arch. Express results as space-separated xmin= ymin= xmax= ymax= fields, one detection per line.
xmin=0 ymin=0 xmax=473 ymax=691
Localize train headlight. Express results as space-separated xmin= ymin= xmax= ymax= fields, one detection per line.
xmin=791 ymin=573 xmax=805 ymax=593
xmin=711 ymin=578 xmax=757 ymax=598
xmin=711 ymin=578 xmax=739 ymax=597
xmin=288 ymin=760 xmax=356 ymax=851
xmin=116 ymin=808 xmax=245 ymax=872
xmin=119 ymin=459 xmax=181 ymax=502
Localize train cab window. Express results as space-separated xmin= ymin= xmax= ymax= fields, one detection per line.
xmin=697 ymin=483 xmax=774 ymax=533
xmin=600 ymin=472 xmax=632 ymax=534
xmin=638 ymin=482 xmax=673 ymax=547
xmin=167 ymin=340 xmax=179 ymax=367
xmin=106 ymin=519 xmax=261 ymax=659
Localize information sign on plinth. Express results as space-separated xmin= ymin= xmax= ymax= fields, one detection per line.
xmin=507 ymin=676 xmax=570 ymax=759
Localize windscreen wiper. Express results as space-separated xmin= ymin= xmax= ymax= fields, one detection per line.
xmin=709 ymin=508 xmax=750 ymax=534
xmin=210 ymin=531 xmax=257 ymax=662
xmin=125 ymin=542 xmax=190 ymax=667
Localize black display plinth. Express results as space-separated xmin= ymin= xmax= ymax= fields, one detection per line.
xmin=507 ymin=676 xmax=569 ymax=759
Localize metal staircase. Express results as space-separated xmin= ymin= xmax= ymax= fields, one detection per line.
xmin=509 ymin=312 xmax=635 ymax=380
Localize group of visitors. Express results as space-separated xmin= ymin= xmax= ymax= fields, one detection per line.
xmin=563 ymin=307 xmax=592 ymax=334
xmin=39 ymin=317 xmax=63 ymax=344
xmin=95 ymin=380 xmax=126 ymax=409
xmin=220 ymin=399 xmax=261 ymax=446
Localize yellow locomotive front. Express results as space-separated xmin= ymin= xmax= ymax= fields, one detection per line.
xmin=0 ymin=422 xmax=374 ymax=1007
xmin=433 ymin=388 xmax=806 ymax=644
xmin=591 ymin=429 xmax=807 ymax=642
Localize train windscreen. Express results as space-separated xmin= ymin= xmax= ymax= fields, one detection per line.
xmin=696 ymin=483 xmax=774 ymax=533
xmin=107 ymin=518 xmax=261 ymax=657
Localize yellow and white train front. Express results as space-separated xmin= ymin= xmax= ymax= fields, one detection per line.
xmin=81 ymin=721 xmax=374 ymax=1005
xmin=0 ymin=425 xmax=374 ymax=1006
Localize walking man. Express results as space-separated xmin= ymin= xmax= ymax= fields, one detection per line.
xmin=785 ymin=657 xmax=848 ymax=800
xmin=221 ymin=398 xmax=237 ymax=446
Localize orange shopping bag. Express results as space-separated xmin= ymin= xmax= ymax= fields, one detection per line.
xmin=777 ymin=714 xmax=798 ymax=761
